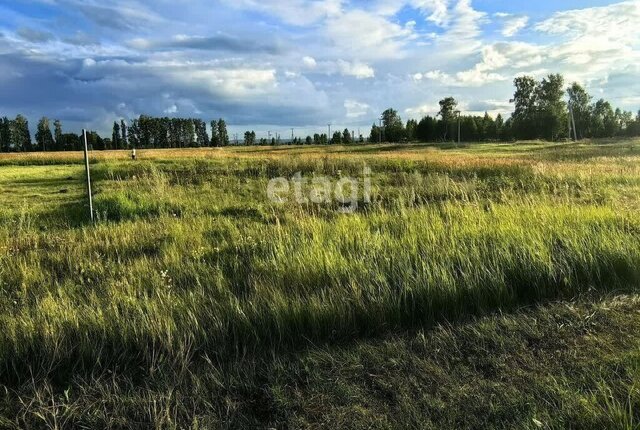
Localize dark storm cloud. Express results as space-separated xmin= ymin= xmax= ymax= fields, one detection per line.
xmin=0 ymin=54 xmax=81 ymax=109
xmin=0 ymin=48 xmax=333 ymax=134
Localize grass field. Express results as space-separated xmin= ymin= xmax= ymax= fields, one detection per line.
xmin=1 ymin=140 xmax=640 ymax=428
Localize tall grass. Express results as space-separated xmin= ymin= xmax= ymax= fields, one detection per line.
xmin=1 ymin=142 xmax=640 ymax=382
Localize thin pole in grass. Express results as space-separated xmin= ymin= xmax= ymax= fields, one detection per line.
xmin=82 ymin=129 xmax=94 ymax=223
xmin=569 ymin=103 xmax=578 ymax=141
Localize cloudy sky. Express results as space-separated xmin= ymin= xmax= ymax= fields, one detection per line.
xmin=0 ymin=0 xmax=639 ymax=138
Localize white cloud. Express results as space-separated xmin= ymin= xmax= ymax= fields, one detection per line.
xmin=302 ymin=56 xmax=317 ymax=68
xmin=532 ymin=1 xmax=640 ymax=88
xmin=495 ymin=14 xmax=529 ymax=37
xmin=419 ymin=0 xmax=487 ymax=60
xmin=535 ymin=1 xmax=640 ymax=39
xmin=445 ymin=0 xmax=487 ymax=42
xmin=416 ymin=68 xmax=506 ymax=87
xmin=344 ymin=99 xmax=370 ymax=118
xmin=326 ymin=9 xmax=414 ymax=59
xmin=455 ymin=68 xmax=507 ymax=85
xmin=405 ymin=103 xmax=440 ymax=118
xmin=337 ymin=59 xmax=375 ymax=79
xmin=167 ymin=67 xmax=277 ymax=98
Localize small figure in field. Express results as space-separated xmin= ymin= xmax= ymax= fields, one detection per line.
xmin=131 ymin=148 xmax=137 ymax=160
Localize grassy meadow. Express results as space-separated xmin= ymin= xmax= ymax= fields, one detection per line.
xmin=1 ymin=140 xmax=640 ymax=428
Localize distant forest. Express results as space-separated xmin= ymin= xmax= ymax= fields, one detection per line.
xmin=1 ymin=73 xmax=639 ymax=152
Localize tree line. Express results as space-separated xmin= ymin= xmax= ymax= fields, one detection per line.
xmin=0 ymin=115 xmax=108 ymax=152
xmin=0 ymin=115 xmax=234 ymax=152
xmin=368 ymin=74 xmax=640 ymax=143
xmin=1 ymin=73 xmax=639 ymax=152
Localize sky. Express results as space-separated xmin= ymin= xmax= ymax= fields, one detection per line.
xmin=0 ymin=0 xmax=639 ymax=139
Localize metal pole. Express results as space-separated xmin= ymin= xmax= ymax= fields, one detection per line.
xmin=569 ymin=104 xmax=578 ymax=141
xmin=82 ymin=129 xmax=94 ymax=223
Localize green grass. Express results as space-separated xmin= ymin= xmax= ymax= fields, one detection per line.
xmin=1 ymin=140 xmax=639 ymax=428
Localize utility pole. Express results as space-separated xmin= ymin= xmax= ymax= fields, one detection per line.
xmin=327 ymin=123 xmax=331 ymax=141
xmin=291 ymin=128 xmax=294 ymax=144
xmin=82 ymin=129 xmax=94 ymax=223
xmin=569 ymin=103 xmax=578 ymax=141
xmin=454 ymin=110 xmax=461 ymax=145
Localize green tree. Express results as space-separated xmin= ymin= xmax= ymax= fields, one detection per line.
xmin=342 ymin=128 xmax=352 ymax=143
xmin=511 ymin=76 xmax=538 ymax=140
xmin=12 ymin=115 xmax=32 ymax=151
xmin=128 ymin=118 xmax=140 ymax=148
xmin=406 ymin=119 xmax=417 ymax=141
xmin=112 ymin=121 xmax=121 ymax=150
xmin=495 ymin=114 xmax=505 ymax=141
xmin=617 ymin=110 xmax=634 ymax=136
xmin=481 ymin=112 xmax=496 ymax=141
xmin=536 ymin=74 xmax=567 ymax=140
xmin=631 ymin=111 xmax=640 ymax=136
xmin=35 ymin=117 xmax=54 ymax=151
xmin=381 ymin=108 xmax=406 ymax=142
xmin=244 ymin=130 xmax=256 ymax=146
xmin=53 ymin=120 xmax=63 ymax=150
xmin=120 ymin=120 xmax=128 ymax=148
xmin=194 ymin=120 xmax=209 ymax=147
xmin=455 ymin=116 xmax=482 ymax=141
xmin=217 ymin=119 xmax=229 ymax=146
xmin=369 ymin=123 xmax=382 ymax=143
xmin=567 ymin=82 xmax=592 ymax=139
xmin=0 ymin=117 xmax=11 ymax=152
xmin=182 ymin=119 xmax=196 ymax=147
xmin=438 ymin=97 xmax=458 ymax=140
xmin=59 ymin=133 xmax=80 ymax=151
xmin=416 ymin=116 xmax=438 ymax=142
xmin=591 ymin=99 xmax=616 ymax=138
xmin=86 ymin=130 xmax=105 ymax=150
xmin=210 ymin=120 xmax=220 ymax=147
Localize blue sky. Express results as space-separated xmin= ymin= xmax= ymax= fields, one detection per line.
xmin=0 ymin=0 xmax=639 ymax=138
